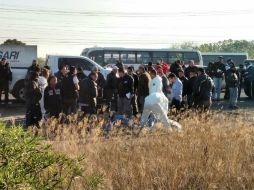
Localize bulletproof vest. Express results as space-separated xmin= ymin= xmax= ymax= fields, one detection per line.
xmin=62 ymin=75 xmax=78 ymax=99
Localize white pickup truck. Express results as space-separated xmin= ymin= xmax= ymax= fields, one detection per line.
xmin=45 ymin=55 xmax=111 ymax=79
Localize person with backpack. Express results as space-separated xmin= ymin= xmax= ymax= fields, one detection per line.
xmin=193 ymin=68 xmax=215 ymax=110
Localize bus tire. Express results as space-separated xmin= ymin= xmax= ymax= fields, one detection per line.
xmin=12 ymin=80 xmax=25 ymax=102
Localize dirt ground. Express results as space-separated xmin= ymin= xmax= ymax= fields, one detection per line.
xmin=1 ymin=92 xmax=254 ymax=125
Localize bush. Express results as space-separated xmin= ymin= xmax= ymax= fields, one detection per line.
xmin=0 ymin=123 xmax=101 ymax=190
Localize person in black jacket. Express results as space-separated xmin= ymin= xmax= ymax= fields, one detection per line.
xmin=0 ymin=58 xmax=12 ymax=105
xmin=79 ymin=72 xmax=98 ymax=114
xmin=92 ymin=66 xmax=106 ymax=110
xmin=137 ymin=65 xmax=151 ymax=113
xmin=105 ymin=66 xmax=119 ymax=111
xmin=117 ymin=68 xmax=134 ymax=117
xmin=169 ymin=60 xmax=182 ymax=76
xmin=186 ymin=71 xmax=197 ymax=108
xmin=193 ymin=68 xmax=214 ymax=110
xmin=127 ymin=66 xmax=139 ymax=115
xmin=54 ymin=65 xmax=68 ymax=85
xmin=178 ymin=68 xmax=189 ymax=108
xmin=77 ymin=67 xmax=87 ymax=81
xmin=25 ymin=71 xmax=42 ymax=128
xmin=61 ymin=66 xmax=79 ymax=115
xmin=184 ymin=60 xmax=198 ymax=79
xmin=44 ymin=76 xmax=62 ymax=118
xmin=212 ymin=56 xmax=225 ymax=101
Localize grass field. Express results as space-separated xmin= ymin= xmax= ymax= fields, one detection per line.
xmin=33 ymin=110 xmax=254 ymax=189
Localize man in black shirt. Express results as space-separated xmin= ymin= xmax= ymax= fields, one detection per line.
xmin=25 ymin=71 xmax=42 ymax=128
xmin=79 ymin=72 xmax=98 ymax=115
xmin=127 ymin=66 xmax=139 ymax=115
xmin=117 ymin=68 xmax=134 ymax=118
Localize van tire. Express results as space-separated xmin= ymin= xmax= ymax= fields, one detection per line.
xmin=12 ymin=80 xmax=25 ymax=102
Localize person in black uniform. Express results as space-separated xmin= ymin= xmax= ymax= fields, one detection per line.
xmin=44 ymin=76 xmax=62 ymax=118
xmin=0 ymin=58 xmax=12 ymax=105
xmin=127 ymin=66 xmax=139 ymax=116
xmin=178 ymin=68 xmax=189 ymax=108
xmin=61 ymin=66 xmax=79 ymax=115
xmin=105 ymin=66 xmax=118 ymax=111
xmin=25 ymin=71 xmax=42 ymax=128
xmin=117 ymin=68 xmax=134 ymax=117
xmin=79 ymin=72 xmax=98 ymax=115
xmin=55 ymin=64 xmax=68 ymax=85
xmin=92 ymin=66 xmax=106 ymax=111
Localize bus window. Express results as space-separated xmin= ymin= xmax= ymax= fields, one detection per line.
xmin=137 ymin=52 xmax=151 ymax=64
xmin=89 ymin=51 xmax=104 ymax=66
xmin=183 ymin=52 xmax=199 ymax=64
xmin=104 ymin=52 xmax=120 ymax=65
xmin=120 ymin=52 xmax=136 ymax=64
xmin=168 ymin=52 xmax=183 ymax=64
xmin=152 ymin=52 xmax=167 ymax=64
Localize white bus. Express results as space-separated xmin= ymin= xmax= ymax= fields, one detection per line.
xmin=81 ymin=47 xmax=203 ymax=69
xmin=201 ymin=52 xmax=248 ymax=66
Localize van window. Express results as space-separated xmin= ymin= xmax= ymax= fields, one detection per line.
xmin=58 ymin=58 xmax=94 ymax=71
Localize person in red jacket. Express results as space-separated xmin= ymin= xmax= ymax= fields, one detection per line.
xmin=159 ymin=58 xmax=169 ymax=75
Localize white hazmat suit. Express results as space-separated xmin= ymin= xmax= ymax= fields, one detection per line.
xmin=141 ymin=75 xmax=170 ymax=128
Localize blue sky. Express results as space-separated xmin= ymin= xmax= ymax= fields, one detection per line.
xmin=1 ymin=0 xmax=254 ymax=57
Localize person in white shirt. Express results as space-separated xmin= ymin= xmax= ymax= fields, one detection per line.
xmin=38 ymin=68 xmax=50 ymax=121
xmin=168 ymin=73 xmax=183 ymax=110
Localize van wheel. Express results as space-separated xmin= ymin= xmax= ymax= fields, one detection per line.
xmin=12 ymin=80 xmax=25 ymax=102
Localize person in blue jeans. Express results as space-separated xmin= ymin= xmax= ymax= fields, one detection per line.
xmin=212 ymin=56 xmax=225 ymax=101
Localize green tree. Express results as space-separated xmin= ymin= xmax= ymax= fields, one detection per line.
xmin=2 ymin=39 xmax=26 ymax=45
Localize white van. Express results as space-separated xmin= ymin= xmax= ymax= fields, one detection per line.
xmin=45 ymin=55 xmax=111 ymax=80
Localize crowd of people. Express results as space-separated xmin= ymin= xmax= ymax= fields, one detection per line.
xmin=1 ymin=56 xmax=254 ymax=128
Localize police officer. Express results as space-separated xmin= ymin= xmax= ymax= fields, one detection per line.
xmin=44 ymin=76 xmax=62 ymax=118
xmin=117 ymin=68 xmax=134 ymax=118
xmin=55 ymin=64 xmax=68 ymax=85
xmin=0 ymin=58 xmax=12 ymax=105
xmin=105 ymin=66 xmax=118 ymax=111
xmin=61 ymin=66 xmax=79 ymax=115
xmin=79 ymin=72 xmax=98 ymax=115
xmin=25 ymin=71 xmax=42 ymax=128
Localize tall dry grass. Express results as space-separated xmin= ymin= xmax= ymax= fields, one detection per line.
xmin=40 ymin=110 xmax=254 ymax=189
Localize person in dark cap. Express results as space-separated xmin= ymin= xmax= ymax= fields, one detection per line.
xmin=212 ymin=56 xmax=225 ymax=101
xmin=0 ymin=58 xmax=12 ymax=105
xmin=193 ymin=68 xmax=214 ymax=110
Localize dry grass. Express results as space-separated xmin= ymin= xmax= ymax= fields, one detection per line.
xmin=39 ymin=110 xmax=254 ymax=189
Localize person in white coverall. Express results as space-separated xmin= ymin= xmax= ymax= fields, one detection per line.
xmin=141 ymin=69 xmax=170 ymax=128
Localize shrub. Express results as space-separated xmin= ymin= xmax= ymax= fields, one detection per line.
xmin=0 ymin=123 xmax=101 ymax=190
